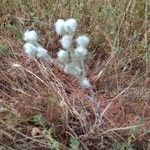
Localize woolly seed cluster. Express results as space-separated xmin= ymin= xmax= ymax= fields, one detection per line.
xmin=55 ymin=18 xmax=91 ymax=89
xmin=23 ymin=30 xmax=52 ymax=61
xmin=23 ymin=18 xmax=91 ymax=89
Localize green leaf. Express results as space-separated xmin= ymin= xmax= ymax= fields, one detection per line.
xmin=70 ymin=137 xmax=80 ymax=150
xmin=32 ymin=114 xmax=47 ymax=127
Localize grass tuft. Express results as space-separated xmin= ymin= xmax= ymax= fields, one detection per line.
xmin=0 ymin=0 xmax=149 ymax=149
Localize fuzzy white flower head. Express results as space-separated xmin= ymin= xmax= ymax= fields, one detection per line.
xmin=80 ymin=78 xmax=91 ymax=89
xmin=64 ymin=18 xmax=77 ymax=34
xmin=55 ymin=19 xmax=65 ymax=35
xmin=23 ymin=43 xmax=37 ymax=56
xmin=74 ymin=47 xmax=88 ymax=58
xmin=60 ymin=35 xmax=73 ymax=49
xmin=64 ymin=62 xmax=82 ymax=76
xmin=76 ymin=35 xmax=89 ymax=48
xmin=57 ymin=49 xmax=69 ymax=62
xmin=36 ymin=47 xmax=49 ymax=59
xmin=23 ymin=30 xmax=38 ymax=43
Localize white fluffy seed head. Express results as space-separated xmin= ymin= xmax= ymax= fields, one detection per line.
xmin=64 ymin=18 xmax=77 ymax=34
xmin=57 ymin=49 xmax=69 ymax=62
xmin=80 ymin=78 xmax=91 ymax=89
xmin=23 ymin=43 xmax=37 ymax=56
xmin=74 ymin=47 xmax=88 ymax=58
xmin=23 ymin=30 xmax=38 ymax=43
xmin=36 ymin=47 xmax=48 ymax=59
xmin=76 ymin=35 xmax=89 ymax=48
xmin=64 ymin=62 xmax=82 ymax=76
xmin=55 ymin=19 xmax=65 ymax=35
xmin=60 ymin=35 xmax=73 ymax=49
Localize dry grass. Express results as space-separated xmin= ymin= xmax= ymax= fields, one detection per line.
xmin=0 ymin=0 xmax=150 ymax=149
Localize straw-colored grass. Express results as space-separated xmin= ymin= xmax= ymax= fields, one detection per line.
xmin=0 ymin=0 xmax=149 ymax=149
